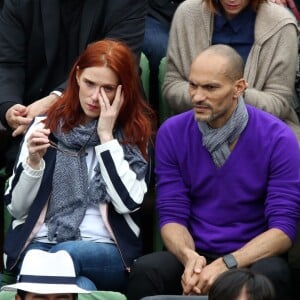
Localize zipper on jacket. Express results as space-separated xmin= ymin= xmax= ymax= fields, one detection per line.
xmin=9 ymin=195 xmax=51 ymax=271
xmin=100 ymin=203 xmax=131 ymax=272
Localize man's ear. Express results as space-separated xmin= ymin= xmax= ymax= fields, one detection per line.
xmin=15 ymin=294 xmax=21 ymax=300
xmin=234 ymin=78 xmax=247 ymax=97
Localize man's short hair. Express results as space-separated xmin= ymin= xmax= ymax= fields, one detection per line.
xmin=199 ymin=44 xmax=245 ymax=82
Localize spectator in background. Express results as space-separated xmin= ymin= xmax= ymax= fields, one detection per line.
xmin=1 ymin=249 xmax=89 ymax=300
xmin=286 ymin=0 xmax=300 ymax=22
xmin=209 ymin=269 xmax=276 ymax=300
xmin=143 ymin=0 xmax=183 ymax=111
xmin=163 ymin=0 xmax=300 ymax=141
xmin=126 ymin=45 xmax=300 ymax=300
xmin=3 ymin=39 xmax=154 ymax=292
xmin=0 ymin=0 xmax=147 ymax=175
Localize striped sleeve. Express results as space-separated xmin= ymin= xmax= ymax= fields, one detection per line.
xmin=5 ymin=117 xmax=46 ymax=219
xmin=95 ymin=140 xmax=147 ymax=214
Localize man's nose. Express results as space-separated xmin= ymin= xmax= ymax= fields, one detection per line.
xmin=192 ymin=87 xmax=206 ymax=101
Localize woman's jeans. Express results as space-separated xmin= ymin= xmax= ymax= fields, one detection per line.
xmin=15 ymin=241 xmax=128 ymax=292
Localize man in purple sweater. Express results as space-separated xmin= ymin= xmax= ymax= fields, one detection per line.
xmin=126 ymin=44 xmax=300 ymax=300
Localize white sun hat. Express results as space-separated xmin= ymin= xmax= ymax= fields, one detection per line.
xmin=1 ymin=249 xmax=90 ymax=294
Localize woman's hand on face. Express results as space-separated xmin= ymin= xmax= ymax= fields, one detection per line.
xmin=97 ymin=85 xmax=124 ymax=143
xmin=27 ymin=128 xmax=51 ymax=169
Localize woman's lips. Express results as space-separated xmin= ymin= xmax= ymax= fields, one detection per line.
xmin=224 ymin=3 xmax=240 ymax=11
xmin=87 ymin=104 xmax=99 ymax=110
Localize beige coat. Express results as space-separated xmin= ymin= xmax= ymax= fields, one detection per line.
xmin=163 ymin=0 xmax=300 ymax=140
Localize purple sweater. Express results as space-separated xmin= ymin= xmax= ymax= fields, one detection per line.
xmin=155 ymin=105 xmax=300 ymax=255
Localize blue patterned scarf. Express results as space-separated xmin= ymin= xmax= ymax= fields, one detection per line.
xmin=45 ymin=120 xmax=147 ymax=242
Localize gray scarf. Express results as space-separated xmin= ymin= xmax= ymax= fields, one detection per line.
xmin=198 ymin=96 xmax=248 ymax=168
xmin=45 ymin=120 xmax=147 ymax=242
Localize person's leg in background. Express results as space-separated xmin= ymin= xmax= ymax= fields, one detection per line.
xmin=142 ymin=16 xmax=169 ymax=112
xmin=126 ymin=251 xmax=184 ymax=300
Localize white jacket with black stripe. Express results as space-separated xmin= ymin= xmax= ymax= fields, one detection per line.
xmin=3 ymin=117 xmax=148 ymax=271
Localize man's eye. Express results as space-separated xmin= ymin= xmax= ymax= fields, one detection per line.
xmin=189 ymin=82 xmax=197 ymax=89
xmin=205 ymin=85 xmax=217 ymax=90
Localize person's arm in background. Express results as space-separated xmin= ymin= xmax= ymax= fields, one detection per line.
xmin=0 ymin=1 xmax=59 ymax=136
xmin=162 ymin=1 xmax=208 ymax=113
xmin=102 ymin=0 xmax=147 ymax=61
xmin=244 ymin=22 xmax=299 ymax=122
xmin=0 ymin=0 xmax=32 ymax=130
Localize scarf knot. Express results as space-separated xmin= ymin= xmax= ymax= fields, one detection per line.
xmin=198 ymin=96 xmax=248 ymax=168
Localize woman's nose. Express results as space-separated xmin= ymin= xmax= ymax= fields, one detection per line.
xmin=91 ymin=87 xmax=100 ymax=102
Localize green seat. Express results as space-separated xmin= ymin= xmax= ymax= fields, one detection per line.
xmin=1 ymin=174 xmax=16 ymax=286
xmin=0 ymin=291 xmax=14 ymax=300
xmin=0 ymin=291 xmax=126 ymax=300
xmin=1 ymin=270 xmax=16 ymax=287
xmin=80 ymin=291 xmax=126 ymax=300
xmin=158 ymin=57 xmax=172 ymax=124
xmin=140 ymin=52 xmax=150 ymax=101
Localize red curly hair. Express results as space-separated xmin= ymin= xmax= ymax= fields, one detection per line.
xmin=45 ymin=39 xmax=155 ymax=158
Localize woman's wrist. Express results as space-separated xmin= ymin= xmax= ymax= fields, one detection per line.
xmin=99 ymin=133 xmax=114 ymax=144
xmin=27 ymin=154 xmax=42 ymax=170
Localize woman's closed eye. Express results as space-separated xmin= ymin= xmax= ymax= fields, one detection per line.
xmin=84 ymin=79 xmax=95 ymax=87
xmin=102 ymin=85 xmax=117 ymax=93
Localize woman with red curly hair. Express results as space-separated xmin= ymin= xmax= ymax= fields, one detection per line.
xmin=3 ymin=39 xmax=155 ymax=292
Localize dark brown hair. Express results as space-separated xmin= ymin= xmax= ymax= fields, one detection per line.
xmin=209 ymin=269 xmax=276 ymax=300
xmin=17 ymin=290 xmax=78 ymax=300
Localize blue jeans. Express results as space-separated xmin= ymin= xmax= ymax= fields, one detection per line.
xmin=143 ymin=16 xmax=169 ymax=75
xmin=17 ymin=241 xmax=128 ymax=292
xmin=142 ymin=16 xmax=169 ymax=109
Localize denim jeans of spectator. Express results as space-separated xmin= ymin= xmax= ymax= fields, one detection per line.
xmin=142 ymin=16 xmax=169 ymax=110
xmin=14 ymin=241 xmax=128 ymax=292
xmin=143 ymin=16 xmax=169 ymax=75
